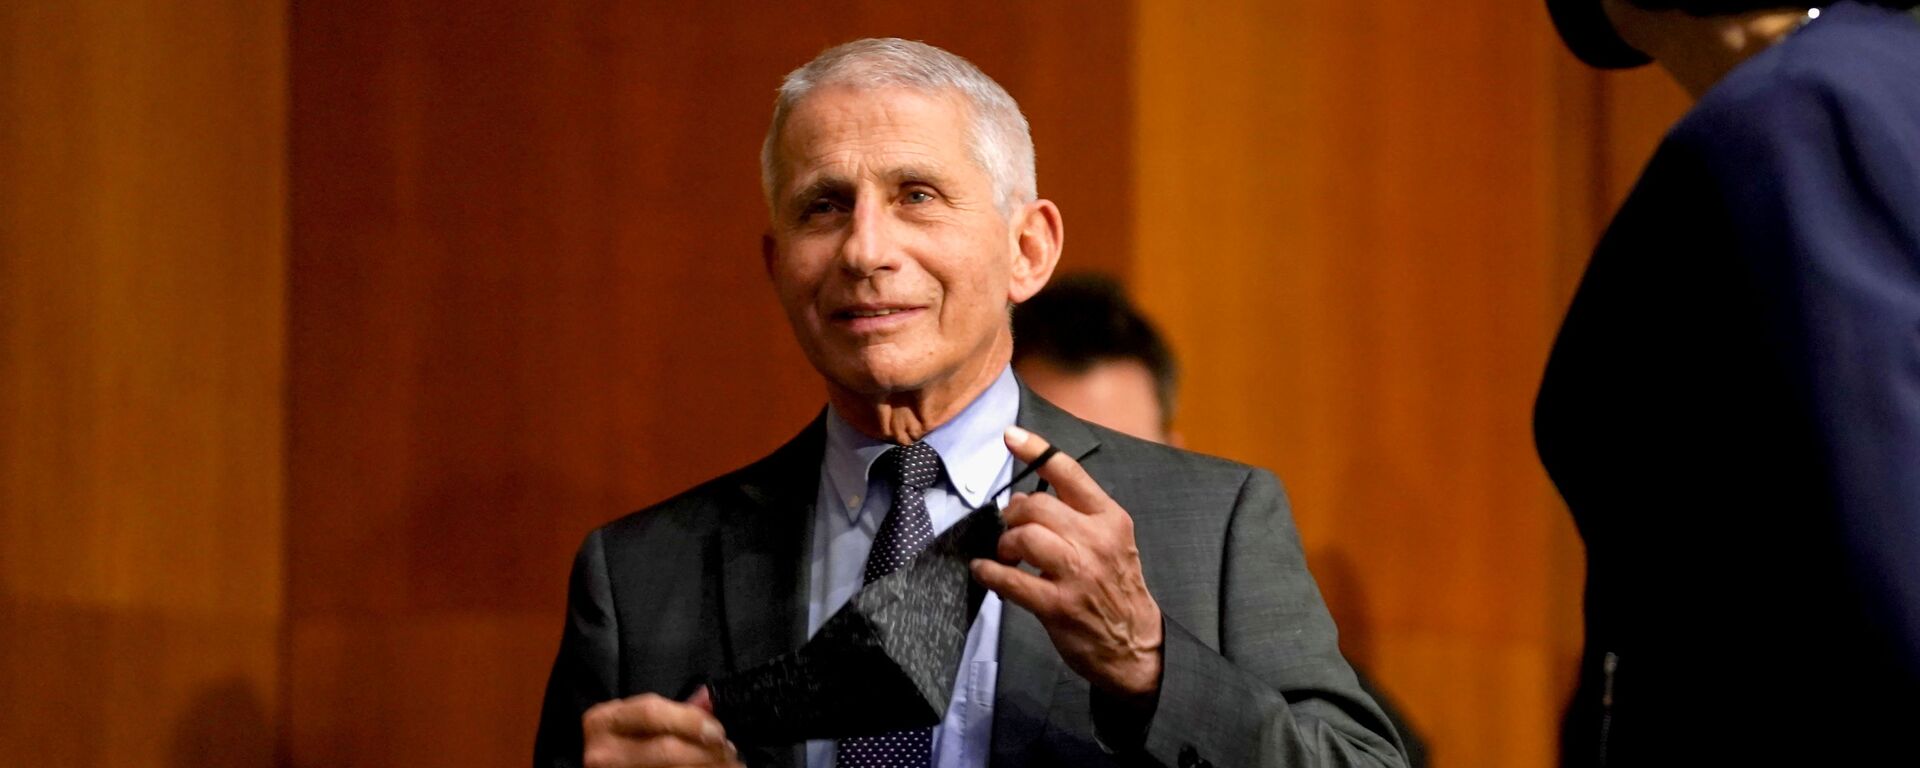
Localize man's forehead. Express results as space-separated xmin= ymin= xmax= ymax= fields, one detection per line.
xmin=779 ymin=86 xmax=960 ymax=141
xmin=787 ymin=83 xmax=967 ymax=127
xmin=776 ymin=87 xmax=970 ymax=169
xmin=791 ymin=144 xmax=951 ymax=181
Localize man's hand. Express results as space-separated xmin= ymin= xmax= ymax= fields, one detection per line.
xmin=581 ymin=688 xmax=742 ymax=768
xmin=971 ymin=425 xmax=1164 ymax=699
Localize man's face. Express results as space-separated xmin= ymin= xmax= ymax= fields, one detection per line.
xmin=765 ymin=85 xmax=1037 ymax=398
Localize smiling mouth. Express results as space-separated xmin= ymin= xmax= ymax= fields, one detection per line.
xmin=840 ymin=308 xmax=913 ymax=319
xmin=831 ymin=305 xmax=926 ymax=331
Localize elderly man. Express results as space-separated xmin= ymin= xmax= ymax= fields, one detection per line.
xmin=534 ymin=38 xmax=1403 ymax=768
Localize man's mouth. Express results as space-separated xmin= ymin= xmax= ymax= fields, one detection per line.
xmin=831 ymin=304 xmax=927 ymax=331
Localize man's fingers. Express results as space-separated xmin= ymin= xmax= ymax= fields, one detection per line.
xmin=997 ymin=522 xmax=1080 ymax=576
xmin=1001 ymin=492 xmax=1087 ymax=537
xmin=1004 ymin=426 xmax=1110 ymax=515
xmin=970 ymin=558 xmax=1058 ymax=615
xmin=586 ymin=734 xmax=731 ymax=768
xmin=583 ymin=694 xmax=737 ymax=768
xmin=684 ymin=685 xmax=713 ymax=713
xmin=586 ymin=693 xmax=726 ymax=745
xmin=623 ymin=733 xmax=736 ymax=767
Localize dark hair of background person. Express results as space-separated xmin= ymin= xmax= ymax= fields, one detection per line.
xmin=1627 ymin=0 xmax=1917 ymax=13
xmin=1011 ymin=273 xmax=1180 ymax=428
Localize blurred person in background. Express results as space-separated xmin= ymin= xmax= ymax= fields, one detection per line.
xmin=1539 ymin=0 xmax=1920 ymax=764
xmin=1013 ymin=273 xmax=1431 ymax=768
xmin=1009 ymin=274 xmax=1182 ymax=447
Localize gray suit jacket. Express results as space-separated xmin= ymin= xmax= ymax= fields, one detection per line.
xmin=535 ymin=386 xmax=1405 ymax=768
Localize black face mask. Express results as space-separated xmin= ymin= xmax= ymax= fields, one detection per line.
xmin=706 ymin=445 xmax=1060 ymax=745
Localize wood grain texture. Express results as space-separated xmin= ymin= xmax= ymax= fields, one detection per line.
xmin=0 ymin=1 xmax=286 ymax=766
xmin=285 ymin=3 xmax=1131 ymax=765
xmin=1 ymin=1 xmax=1692 ymax=765
xmin=1129 ymin=3 xmax=1613 ymax=765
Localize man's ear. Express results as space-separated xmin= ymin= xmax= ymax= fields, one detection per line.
xmin=1007 ymin=199 xmax=1064 ymax=304
xmin=760 ymin=232 xmax=777 ymax=276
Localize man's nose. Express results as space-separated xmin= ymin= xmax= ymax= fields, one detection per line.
xmin=837 ymin=196 xmax=900 ymax=277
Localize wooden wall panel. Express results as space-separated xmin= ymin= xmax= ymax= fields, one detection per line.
xmin=0 ymin=1 xmax=287 ymax=766
xmin=1130 ymin=3 xmax=1607 ymax=766
xmin=0 ymin=2 xmax=1685 ymax=764
xmin=285 ymin=3 xmax=1132 ymax=766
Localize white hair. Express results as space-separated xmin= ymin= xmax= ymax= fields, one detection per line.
xmin=760 ymin=38 xmax=1037 ymax=216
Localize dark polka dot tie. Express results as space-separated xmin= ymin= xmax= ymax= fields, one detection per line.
xmin=837 ymin=441 xmax=942 ymax=768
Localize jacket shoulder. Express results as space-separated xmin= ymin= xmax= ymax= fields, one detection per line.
xmin=593 ymin=413 xmax=826 ymax=550
xmin=1679 ymin=8 xmax=1920 ymax=148
xmin=1077 ymin=420 xmax=1272 ymax=514
xmin=596 ymin=468 xmax=746 ymax=546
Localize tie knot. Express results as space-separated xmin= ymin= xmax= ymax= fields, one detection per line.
xmin=880 ymin=441 xmax=942 ymax=493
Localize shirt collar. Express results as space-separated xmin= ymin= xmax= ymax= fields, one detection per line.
xmin=822 ymin=366 xmax=1020 ymax=522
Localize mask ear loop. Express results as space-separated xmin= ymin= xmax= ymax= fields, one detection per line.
xmin=978 ymin=444 xmax=1062 ymax=515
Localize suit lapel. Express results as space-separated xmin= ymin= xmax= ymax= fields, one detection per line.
xmin=992 ymin=385 xmax=1102 ymax=766
xmin=718 ymin=413 xmax=825 ymax=768
xmin=1010 ymin=385 xmax=1102 ymax=494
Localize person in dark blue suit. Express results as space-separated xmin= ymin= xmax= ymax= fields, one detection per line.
xmin=1538 ymin=1 xmax=1920 ymax=764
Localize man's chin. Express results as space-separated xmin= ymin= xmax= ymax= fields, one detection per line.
xmin=819 ymin=360 xmax=942 ymax=401
xmin=836 ymin=371 xmax=933 ymax=398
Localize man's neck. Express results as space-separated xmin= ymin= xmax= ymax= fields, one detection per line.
xmin=827 ymin=338 xmax=1013 ymax=445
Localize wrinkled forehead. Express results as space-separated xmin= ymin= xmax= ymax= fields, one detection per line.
xmin=770 ymin=85 xmax=980 ymax=188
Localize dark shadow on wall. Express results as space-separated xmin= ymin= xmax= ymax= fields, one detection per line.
xmin=1311 ymin=546 xmax=1430 ymax=768
xmin=1310 ymin=546 xmax=1376 ymax=667
xmin=169 ymin=677 xmax=274 ymax=768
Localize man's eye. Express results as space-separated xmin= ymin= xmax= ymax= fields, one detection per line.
xmin=801 ymin=198 xmax=839 ymax=218
xmin=904 ymin=190 xmax=935 ymax=204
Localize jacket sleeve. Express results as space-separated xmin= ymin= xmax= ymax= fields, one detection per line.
xmin=533 ymin=529 xmax=620 ymax=768
xmin=1100 ymin=468 xmax=1407 ymax=768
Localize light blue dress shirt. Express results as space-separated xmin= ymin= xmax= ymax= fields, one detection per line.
xmin=806 ymin=366 xmax=1018 ymax=768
